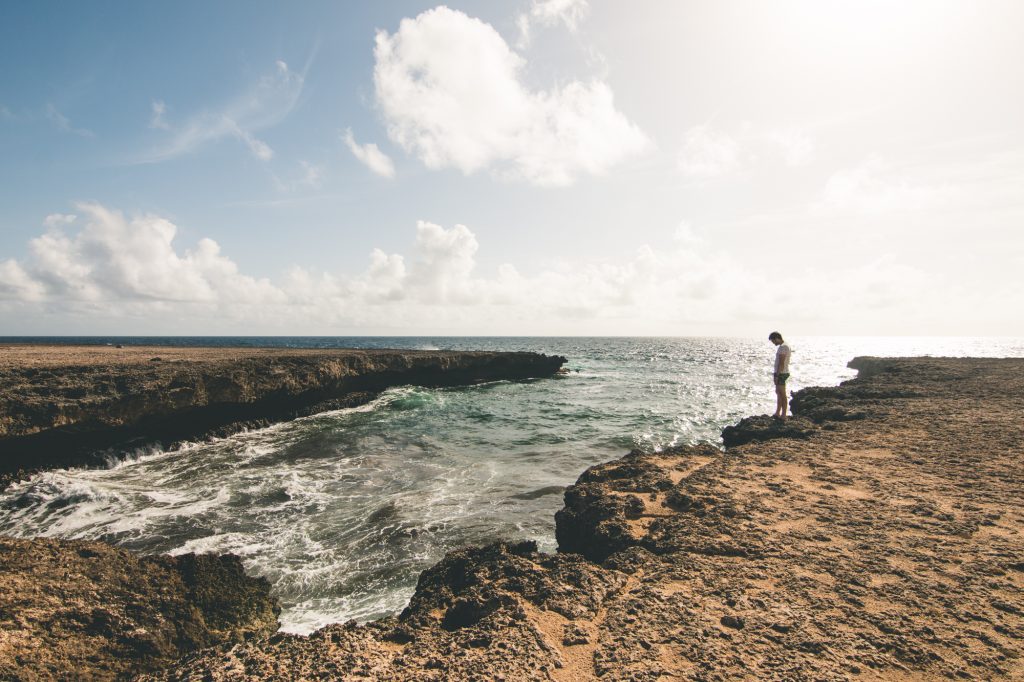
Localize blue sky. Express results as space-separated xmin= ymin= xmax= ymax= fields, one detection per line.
xmin=2 ymin=1 xmax=1023 ymax=335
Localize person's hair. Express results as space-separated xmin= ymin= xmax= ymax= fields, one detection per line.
xmin=768 ymin=331 xmax=783 ymax=342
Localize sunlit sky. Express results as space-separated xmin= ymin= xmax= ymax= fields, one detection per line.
xmin=1 ymin=0 xmax=1022 ymax=335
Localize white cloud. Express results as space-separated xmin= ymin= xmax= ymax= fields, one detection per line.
xmin=677 ymin=124 xmax=815 ymax=180
xmin=3 ymin=202 xmax=1000 ymax=335
xmin=235 ymin=126 xmax=274 ymax=161
xmin=1 ymin=203 xmax=282 ymax=305
xmin=342 ymin=129 xmax=396 ymax=178
xmin=373 ymin=6 xmax=648 ymax=186
xmin=517 ymin=0 xmax=590 ymax=47
xmin=530 ymin=0 xmax=589 ymax=30
xmin=45 ymin=103 xmax=95 ymax=138
xmin=515 ymin=14 xmax=532 ymax=49
xmin=140 ymin=60 xmax=303 ymax=163
xmin=0 ymin=260 xmax=45 ymax=301
xmin=43 ymin=213 xmax=77 ymax=229
xmin=408 ymin=220 xmax=478 ymax=302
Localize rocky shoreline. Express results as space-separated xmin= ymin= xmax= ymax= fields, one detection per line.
xmin=0 ymin=345 xmax=567 ymax=485
xmin=1 ymin=356 xmax=1022 ymax=680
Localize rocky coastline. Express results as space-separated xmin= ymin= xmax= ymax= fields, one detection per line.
xmin=0 ymin=345 xmax=567 ymax=485
xmin=1 ymin=356 xmax=1022 ymax=680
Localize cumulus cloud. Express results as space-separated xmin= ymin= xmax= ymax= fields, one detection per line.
xmin=408 ymin=220 xmax=478 ymax=302
xmin=373 ymin=6 xmax=648 ymax=186
xmin=140 ymin=60 xmax=303 ymax=163
xmin=0 ymin=204 xmax=282 ymax=306
xmin=677 ymin=124 xmax=815 ymax=180
xmin=342 ymin=129 xmax=396 ymax=178
xmin=3 ymin=203 xmax=1002 ymax=335
xmin=0 ymin=259 xmax=45 ymax=301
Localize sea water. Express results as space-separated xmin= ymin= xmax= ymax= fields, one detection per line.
xmin=1 ymin=336 xmax=1021 ymax=633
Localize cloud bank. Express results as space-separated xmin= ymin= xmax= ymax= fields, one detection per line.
xmin=0 ymin=202 xmax=994 ymax=335
xmin=373 ymin=6 xmax=648 ymax=186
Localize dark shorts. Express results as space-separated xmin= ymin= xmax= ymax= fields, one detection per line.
xmin=774 ymin=373 xmax=790 ymax=386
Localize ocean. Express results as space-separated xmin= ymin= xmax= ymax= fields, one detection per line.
xmin=1 ymin=336 xmax=1021 ymax=634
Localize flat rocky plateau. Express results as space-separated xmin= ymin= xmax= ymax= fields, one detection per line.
xmin=0 ymin=344 xmax=566 ymax=482
xmin=1 ymin=356 xmax=1022 ymax=680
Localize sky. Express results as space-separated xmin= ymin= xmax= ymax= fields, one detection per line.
xmin=1 ymin=0 xmax=1022 ymax=336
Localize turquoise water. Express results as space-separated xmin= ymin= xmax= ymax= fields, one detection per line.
xmin=1 ymin=336 xmax=1021 ymax=633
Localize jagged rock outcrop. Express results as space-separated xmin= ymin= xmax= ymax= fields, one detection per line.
xmin=0 ymin=537 xmax=279 ymax=680
xmin=0 ymin=345 xmax=566 ymax=481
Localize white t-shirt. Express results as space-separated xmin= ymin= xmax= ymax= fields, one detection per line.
xmin=775 ymin=343 xmax=791 ymax=374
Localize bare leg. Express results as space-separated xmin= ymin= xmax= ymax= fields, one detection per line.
xmin=775 ymin=383 xmax=788 ymax=420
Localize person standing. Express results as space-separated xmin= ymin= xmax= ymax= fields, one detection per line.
xmin=769 ymin=332 xmax=791 ymax=420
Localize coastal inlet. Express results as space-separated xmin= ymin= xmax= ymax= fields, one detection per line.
xmin=0 ymin=336 xmax=1020 ymax=633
